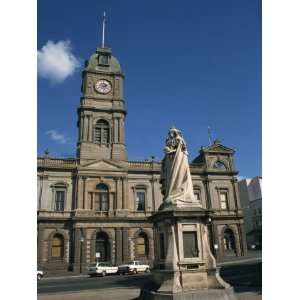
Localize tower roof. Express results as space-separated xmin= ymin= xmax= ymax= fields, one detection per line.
xmin=84 ymin=47 xmax=122 ymax=74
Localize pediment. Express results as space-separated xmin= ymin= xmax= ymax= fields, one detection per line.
xmin=204 ymin=144 xmax=234 ymax=153
xmin=81 ymin=160 xmax=124 ymax=171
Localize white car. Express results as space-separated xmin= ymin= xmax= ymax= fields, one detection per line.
xmin=37 ymin=270 xmax=43 ymax=281
xmin=118 ymin=260 xmax=150 ymax=275
xmin=87 ymin=262 xmax=118 ymax=277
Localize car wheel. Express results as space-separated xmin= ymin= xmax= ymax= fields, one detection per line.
xmin=133 ymin=269 xmax=137 ymax=275
xmin=102 ymin=271 xmax=106 ymax=277
xmin=145 ymin=268 xmax=150 ymax=273
xmin=37 ymin=274 xmax=42 ymax=281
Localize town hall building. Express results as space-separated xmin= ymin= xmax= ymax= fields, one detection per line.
xmin=37 ymin=39 xmax=247 ymax=275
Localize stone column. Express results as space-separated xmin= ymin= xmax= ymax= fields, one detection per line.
xmin=74 ymin=228 xmax=81 ymax=273
xmin=122 ymin=177 xmax=127 ymax=209
xmin=113 ymin=117 xmax=118 ymax=143
xmin=238 ymin=223 xmax=247 ymax=256
xmin=122 ymin=228 xmax=129 ymax=262
xmin=83 ymin=116 xmax=88 ymax=141
xmin=115 ymin=177 xmax=122 ymax=209
xmin=115 ymin=228 xmax=123 ymax=265
xmin=77 ymin=176 xmax=83 ymax=209
xmin=82 ymin=177 xmax=87 ymax=209
xmin=150 ymin=178 xmax=156 ymax=212
xmin=88 ymin=115 xmax=93 ymax=142
xmin=204 ymin=179 xmax=212 ymax=209
xmin=80 ymin=115 xmax=84 ymax=141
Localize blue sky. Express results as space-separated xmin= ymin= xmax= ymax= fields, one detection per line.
xmin=38 ymin=0 xmax=261 ymax=178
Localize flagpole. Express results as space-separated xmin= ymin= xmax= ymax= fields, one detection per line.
xmin=208 ymin=126 xmax=213 ymax=145
xmin=102 ymin=12 xmax=106 ymax=48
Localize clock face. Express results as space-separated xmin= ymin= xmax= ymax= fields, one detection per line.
xmin=94 ymin=79 xmax=112 ymax=94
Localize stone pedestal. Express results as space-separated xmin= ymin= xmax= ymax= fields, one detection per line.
xmin=139 ymin=206 xmax=237 ymax=300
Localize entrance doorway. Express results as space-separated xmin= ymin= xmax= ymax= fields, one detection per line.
xmin=223 ymin=228 xmax=236 ymax=256
xmin=95 ymin=232 xmax=110 ymax=262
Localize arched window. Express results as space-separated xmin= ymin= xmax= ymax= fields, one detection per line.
xmin=95 ymin=183 xmax=109 ymax=211
xmin=51 ymin=234 xmax=64 ymax=258
xmin=213 ymin=161 xmax=227 ymax=170
xmin=135 ymin=232 xmax=149 ymax=257
xmin=95 ymin=232 xmax=110 ymax=262
xmin=95 ymin=120 xmax=109 ymax=144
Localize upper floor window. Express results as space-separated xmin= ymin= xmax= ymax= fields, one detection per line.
xmin=136 ymin=190 xmax=146 ymax=211
xmin=95 ymin=120 xmax=109 ymax=144
xmin=55 ymin=191 xmax=65 ymax=211
xmin=219 ymin=191 xmax=229 ymax=209
xmin=95 ymin=183 xmax=109 ymax=211
xmin=51 ymin=183 xmax=67 ymax=212
xmin=193 ymin=188 xmax=202 ymax=207
xmin=214 ymin=161 xmax=227 ymax=170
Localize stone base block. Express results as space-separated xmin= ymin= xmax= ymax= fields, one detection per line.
xmin=139 ymin=287 xmax=237 ymax=300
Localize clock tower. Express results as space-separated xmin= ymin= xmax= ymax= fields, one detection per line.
xmin=76 ymin=45 xmax=127 ymax=163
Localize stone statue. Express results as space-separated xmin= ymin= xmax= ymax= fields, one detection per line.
xmin=160 ymin=127 xmax=199 ymax=207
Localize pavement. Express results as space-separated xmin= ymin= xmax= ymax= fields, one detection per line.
xmin=38 ymin=258 xmax=262 ymax=300
xmin=42 ymin=251 xmax=262 ymax=281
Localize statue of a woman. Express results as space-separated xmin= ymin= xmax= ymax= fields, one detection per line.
xmin=160 ymin=127 xmax=199 ymax=207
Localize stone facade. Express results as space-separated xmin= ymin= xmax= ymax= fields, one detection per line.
xmin=238 ymin=177 xmax=262 ymax=248
xmin=37 ymin=45 xmax=247 ymax=275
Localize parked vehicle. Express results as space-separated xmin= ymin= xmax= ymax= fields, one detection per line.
xmin=118 ymin=260 xmax=150 ymax=275
xmin=37 ymin=270 xmax=44 ymax=281
xmin=87 ymin=262 xmax=118 ymax=277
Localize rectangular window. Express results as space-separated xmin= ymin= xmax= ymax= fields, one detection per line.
xmin=220 ymin=191 xmax=228 ymax=209
xmin=94 ymin=193 xmax=109 ymax=211
xmin=101 ymin=193 xmax=109 ymax=211
xmin=183 ymin=231 xmax=198 ymax=258
xmin=136 ymin=191 xmax=145 ymax=211
xmin=194 ymin=190 xmax=202 ymax=206
xmin=94 ymin=193 xmax=101 ymax=211
xmin=55 ymin=191 xmax=65 ymax=211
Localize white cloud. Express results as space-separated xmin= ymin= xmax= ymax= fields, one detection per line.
xmin=46 ymin=130 xmax=67 ymax=144
xmin=38 ymin=40 xmax=80 ymax=83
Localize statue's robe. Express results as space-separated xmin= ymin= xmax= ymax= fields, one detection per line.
xmin=161 ymin=139 xmax=197 ymax=205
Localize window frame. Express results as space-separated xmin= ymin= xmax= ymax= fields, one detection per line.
xmin=135 ymin=190 xmax=146 ymax=211
xmin=94 ymin=119 xmax=110 ymax=145
xmin=94 ymin=183 xmax=110 ymax=211
xmin=51 ymin=183 xmax=68 ymax=212
xmin=51 ymin=234 xmax=64 ymax=259
xmin=219 ymin=189 xmax=229 ymax=210
xmin=135 ymin=232 xmax=149 ymax=257
xmin=193 ymin=187 xmax=202 ymax=207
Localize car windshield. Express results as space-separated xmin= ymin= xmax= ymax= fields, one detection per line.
xmin=127 ymin=261 xmax=134 ymax=265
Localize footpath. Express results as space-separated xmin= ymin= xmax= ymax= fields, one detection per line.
xmin=39 ymin=252 xmax=262 ymax=300
xmin=43 ymin=251 xmax=262 ymax=281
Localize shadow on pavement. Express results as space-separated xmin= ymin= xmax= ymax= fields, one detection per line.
xmin=220 ymin=262 xmax=262 ymax=295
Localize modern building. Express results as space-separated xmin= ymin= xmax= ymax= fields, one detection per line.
xmin=238 ymin=177 xmax=262 ymax=248
xmin=37 ymin=39 xmax=247 ymax=275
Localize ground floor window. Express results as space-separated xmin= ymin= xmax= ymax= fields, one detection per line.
xmin=135 ymin=232 xmax=149 ymax=257
xmin=51 ymin=234 xmax=64 ymax=258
